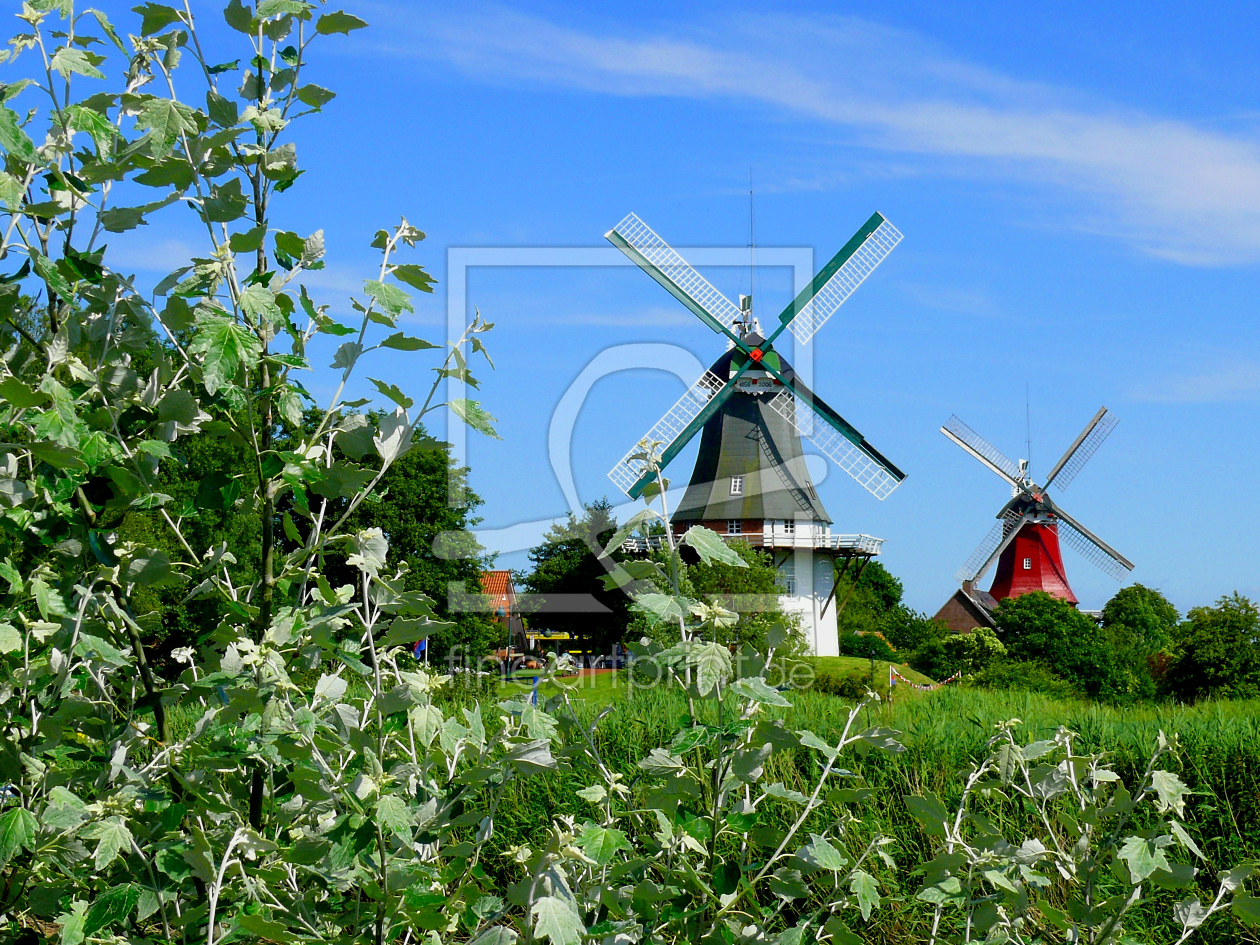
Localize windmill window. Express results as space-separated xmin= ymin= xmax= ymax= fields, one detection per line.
xmin=727 ymin=520 xmax=742 ymax=535
xmin=1022 ymin=557 xmax=1032 ymax=570
xmin=783 ymin=520 xmax=795 ymax=535
xmin=777 ymin=558 xmax=796 ymax=595
xmin=729 ymin=476 xmax=743 ymax=496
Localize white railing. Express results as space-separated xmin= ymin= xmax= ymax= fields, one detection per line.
xmin=620 ymin=532 xmax=884 ymax=556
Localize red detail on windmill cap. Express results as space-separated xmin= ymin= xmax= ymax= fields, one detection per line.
xmin=750 ymin=348 xmax=763 ymax=362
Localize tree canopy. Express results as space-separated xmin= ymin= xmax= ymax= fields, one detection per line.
xmin=1164 ymin=592 xmax=1260 ymax=702
xmin=992 ymin=591 xmax=1122 ymax=699
xmin=518 ymin=498 xmax=632 ymax=653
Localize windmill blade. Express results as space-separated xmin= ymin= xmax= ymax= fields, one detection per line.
xmin=777 ymin=212 xmax=902 ymax=346
xmin=606 ymin=214 xmax=743 ymax=341
xmin=1044 ymin=407 xmax=1118 ymax=491
xmin=955 ymin=509 xmax=1027 ymax=583
xmin=1053 ymin=506 xmax=1134 ymax=581
xmin=941 ymin=415 xmax=1022 ymax=486
xmin=764 ymin=386 xmax=904 ymax=499
xmin=608 ymin=370 xmax=730 ymax=498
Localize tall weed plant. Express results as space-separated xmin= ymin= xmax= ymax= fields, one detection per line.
xmin=0 ymin=4 xmax=1253 ymax=945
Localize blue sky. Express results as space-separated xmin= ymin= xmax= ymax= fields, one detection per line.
xmin=82 ymin=1 xmax=1260 ymax=613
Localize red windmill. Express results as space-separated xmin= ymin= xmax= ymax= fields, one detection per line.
xmin=941 ymin=408 xmax=1134 ymax=606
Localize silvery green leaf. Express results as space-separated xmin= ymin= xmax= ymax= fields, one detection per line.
xmin=331 ymin=341 xmax=362 ymax=371
xmin=373 ymin=408 xmax=413 ymax=463
xmin=599 ymin=509 xmax=657 ymax=559
xmin=797 ymin=730 xmax=839 ymax=760
xmin=506 ymin=739 xmax=556 ymax=773
xmin=692 ymin=641 xmax=732 ymax=696
xmin=349 ymin=773 xmax=376 ymax=801
xmin=0 ymin=807 xmax=38 ymax=867
xmin=1151 ymin=770 xmax=1191 ymax=817
xmin=80 ymin=816 xmax=132 ymax=870
xmin=850 ymin=869 xmax=880 ymax=921
xmin=313 ymin=673 xmax=346 ymax=704
xmin=530 ymin=896 xmax=583 ymax=945
xmin=1118 ymin=835 xmax=1172 ymax=883
xmin=1218 ymin=863 xmax=1256 ymax=892
xmin=1170 ymin=821 xmax=1205 ymax=861
xmin=375 ymin=794 xmax=413 ymax=843
xmin=729 ymin=676 xmax=791 ymax=707
xmin=681 ymin=525 xmax=747 ymax=567
xmin=763 ymin=782 xmax=809 ymax=805
xmin=575 ymin=785 xmax=606 ymax=803
xmin=631 ymin=592 xmax=688 ymax=627
xmin=858 ymin=726 xmax=905 ymax=754
xmin=239 ymin=283 xmax=283 ymax=325
xmin=450 ymin=399 xmax=500 ymax=439
xmin=412 ymin=704 xmax=443 ymax=748
xmin=346 ymin=528 xmax=388 ymax=576
xmin=575 ymin=824 xmax=631 ymax=866
xmin=1175 ymin=897 xmax=1210 ymax=931
xmin=801 ymin=833 xmax=849 ymax=872
xmin=469 ymin=929 xmax=518 ymax=945
xmin=638 ymin=748 xmax=684 ymax=775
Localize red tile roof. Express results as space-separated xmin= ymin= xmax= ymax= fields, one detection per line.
xmin=480 ymin=570 xmax=513 ymax=598
xmin=481 ymin=571 xmax=517 ymax=618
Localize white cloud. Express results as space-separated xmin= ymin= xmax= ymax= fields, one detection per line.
xmin=1131 ymin=357 xmax=1260 ymax=403
xmin=366 ymin=4 xmax=1260 ymax=266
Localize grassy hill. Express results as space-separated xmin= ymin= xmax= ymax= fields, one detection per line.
xmin=813 ymin=656 xmax=936 ymax=687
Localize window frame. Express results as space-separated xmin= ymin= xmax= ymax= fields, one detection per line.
xmin=729 ymin=475 xmax=744 ymax=496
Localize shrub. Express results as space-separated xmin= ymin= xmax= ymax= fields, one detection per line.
xmin=812 ymin=664 xmax=874 ymax=699
xmin=880 ymin=604 xmax=949 ymax=652
xmin=968 ymin=659 xmax=1080 ymax=699
xmin=1164 ymin=592 xmax=1260 ymax=702
xmin=993 ymin=591 xmax=1125 ymax=699
xmin=838 ymin=631 xmax=897 ymax=661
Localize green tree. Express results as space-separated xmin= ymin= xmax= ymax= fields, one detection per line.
xmin=992 ymin=591 xmax=1123 ymax=699
xmin=519 ymin=498 xmax=632 ymax=653
xmin=687 ymin=539 xmax=803 ymax=654
xmin=626 ymin=540 xmax=803 ymax=656
xmin=1164 ymin=592 xmax=1260 ymax=702
xmin=1102 ymin=583 xmax=1179 ymax=651
xmin=834 ymin=559 xmax=902 ymax=633
xmin=1100 ymin=584 xmax=1179 ymax=700
xmin=832 ymin=559 xmax=944 ymax=659
xmin=337 ymin=427 xmax=499 ymax=666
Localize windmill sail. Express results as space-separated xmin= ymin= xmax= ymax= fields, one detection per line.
xmin=607 ymin=370 xmax=727 ymax=497
xmin=1044 ymin=407 xmax=1117 ymax=491
xmin=779 ymin=212 xmax=902 ymax=345
xmin=764 ymin=388 xmax=902 ymax=499
xmin=955 ymin=508 xmax=1026 ymax=582
xmin=941 ymin=415 xmax=1023 ymax=484
xmin=607 ymin=214 xmax=743 ymax=340
xmin=1054 ymin=508 xmax=1133 ymax=581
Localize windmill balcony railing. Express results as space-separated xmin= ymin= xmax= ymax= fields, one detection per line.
xmin=620 ymin=533 xmax=884 ymax=556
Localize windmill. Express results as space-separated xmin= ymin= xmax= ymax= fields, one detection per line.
xmin=938 ymin=408 xmax=1133 ymax=625
xmin=604 ymin=211 xmax=905 ymax=656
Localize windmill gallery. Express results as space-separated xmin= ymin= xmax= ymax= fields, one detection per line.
xmin=601 ymin=211 xmax=1131 ymax=656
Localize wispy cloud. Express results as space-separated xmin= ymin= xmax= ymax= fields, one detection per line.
xmin=1131 ymin=356 xmax=1260 ymax=403
xmin=366 ymin=4 xmax=1260 ymax=266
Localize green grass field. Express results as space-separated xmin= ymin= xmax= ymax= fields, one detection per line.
xmin=484 ymin=683 xmax=1260 ymax=944
xmin=493 ymin=658 xmax=937 ymax=709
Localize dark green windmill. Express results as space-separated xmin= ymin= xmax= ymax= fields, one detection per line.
xmin=606 ymin=211 xmax=907 ymax=516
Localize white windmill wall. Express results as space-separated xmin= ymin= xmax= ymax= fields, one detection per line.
xmin=776 ymin=547 xmax=839 ymax=658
